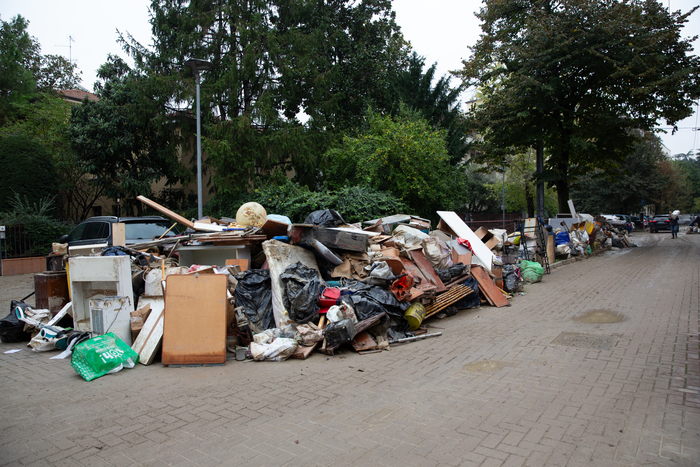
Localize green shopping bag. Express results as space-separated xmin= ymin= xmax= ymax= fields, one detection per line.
xmin=71 ymin=332 xmax=139 ymax=382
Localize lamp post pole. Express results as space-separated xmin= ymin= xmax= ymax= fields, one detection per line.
xmin=194 ymin=72 xmax=203 ymax=220
xmin=183 ymin=58 xmax=214 ymax=221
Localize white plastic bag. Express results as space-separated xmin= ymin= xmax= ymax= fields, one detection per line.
xmin=327 ymin=302 xmax=357 ymax=324
xmin=250 ymin=338 xmax=298 ymax=362
xmin=392 ymin=225 xmax=429 ymax=250
xmin=489 ymin=229 xmax=508 ymax=250
xmin=671 ymin=210 xmax=680 ymax=219
xmin=422 ymin=237 xmax=453 ymax=269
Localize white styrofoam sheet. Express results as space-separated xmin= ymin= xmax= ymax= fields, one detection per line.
xmin=262 ymin=240 xmax=320 ymax=327
xmin=436 ymin=211 xmax=494 ymax=272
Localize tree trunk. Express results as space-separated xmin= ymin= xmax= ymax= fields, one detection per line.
xmin=525 ymin=183 xmax=535 ymax=218
xmin=556 ymin=180 xmax=570 ymax=214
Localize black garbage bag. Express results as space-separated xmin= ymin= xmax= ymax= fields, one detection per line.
xmin=502 ymin=264 xmax=518 ymax=293
xmin=234 ymin=269 xmax=274 ymax=334
xmin=449 ymin=263 xmax=468 ymax=278
xmin=436 ymin=269 xmax=452 ymax=283
xmin=304 ymin=209 xmax=347 ymax=227
xmin=340 ymin=282 xmax=409 ymax=332
xmin=453 ymin=277 xmax=481 ymax=309
xmin=0 ymin=300 xmax=32 ymax=343
xmin=280 ymin=262 xmax=321 ymax=324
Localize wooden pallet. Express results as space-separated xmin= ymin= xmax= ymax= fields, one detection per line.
xmin=425 ymin=284 xmax=474 ymax=318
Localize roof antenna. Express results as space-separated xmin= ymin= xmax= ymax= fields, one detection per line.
xmin=55 ymin=35 xmax=75 ymax=64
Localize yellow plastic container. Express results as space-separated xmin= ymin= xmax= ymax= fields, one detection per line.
xmin=404 ymin=303 xmax=427 ymax=331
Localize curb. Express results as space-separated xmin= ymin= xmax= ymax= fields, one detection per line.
xmin=549 ymin=246 xmax=612 ymax=270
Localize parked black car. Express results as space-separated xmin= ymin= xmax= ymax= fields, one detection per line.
xmin=59 ymin=216 xmax=180 ymax=247
xmin=630 ymin=216 xmax=644 ymax=229
xmin=648 ymin=214 xmax=671 ymax=233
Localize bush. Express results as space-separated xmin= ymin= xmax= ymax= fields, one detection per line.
xmin=1 ymin=194 xmax=73 ymax=257
xmin=0 ymin=135 xmax=59 ymax=215
xmin=205 ymin=181 xmax=409 ymax=224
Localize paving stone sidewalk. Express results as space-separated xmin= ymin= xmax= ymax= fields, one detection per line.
xmin=0 ymin=231 xmax=698 ymax=466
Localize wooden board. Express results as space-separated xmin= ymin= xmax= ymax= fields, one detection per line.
xmin=319 ymin=312 xmax=385 ymax=355
xmin=291 ymin=341 xmax=318 ymax=360
xmin=225 ymin=258 xmax=250 ymax=272
xmin=436 ymin=212 xmax=495 ymax=272
xmin=137 ymin=195 xmax=195 ymax=230
xmin=399 ymin=257 xmax=436 ymax=293
xmin=162 ymin=274 xmax=228 ymax=365
xmin=410 ymin=250 xmax=447 ymax=293
xmin=131 ymin=296 xmax=165 ymax=365
xmin=470 ymin=265 xmax=510 ymax=308
xmin=351 ymin=331 xmax=377 ymax=351
xmin=262 ymin=218 xmax=290 ymax=238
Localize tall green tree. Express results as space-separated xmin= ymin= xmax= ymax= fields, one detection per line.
xmin=321 ymin=109 xmax=491 ymax=219
xmin=68 ymin=55 xmax=188 ymax=215
xmin=387 ymin=52 xmax=468 ymax=163
xmin=0 ymin=15 xmax=40 ymax=124
xmin=120 ymin=0 xmax=408 ymax=196
xmin=571 ymin=133 xmax=670 ymax=214
xmin=458 ymin=0 xmax=700 ymax=213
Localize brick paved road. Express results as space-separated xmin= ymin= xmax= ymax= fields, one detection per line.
xmin=1 ymin=231 xmax=698 ymax=466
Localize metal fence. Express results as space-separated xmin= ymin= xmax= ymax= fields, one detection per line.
xmin=463 ymin=218 xmax=520 ymax=234
xmin=0 ymin=223 xmax=47 ymax=259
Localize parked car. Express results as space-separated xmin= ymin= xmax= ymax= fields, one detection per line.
xmin=59 ymin=216 xmax=180 ymax=248
xmin=648 ymin=214 xmax=671 ymax=233
xmin=613 ymin=214 xmax=634 ymax=232
xmin=678 ymin=214 xmax=692 ymax=226
xmin=630 ymin=215 xmax=644 ymax=229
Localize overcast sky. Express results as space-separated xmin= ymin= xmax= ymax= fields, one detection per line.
xmin=1 ymin=0 xmax=698 ymax=156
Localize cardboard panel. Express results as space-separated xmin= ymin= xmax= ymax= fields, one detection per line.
xmin=162 ymin=274 xmax=228 ymax=365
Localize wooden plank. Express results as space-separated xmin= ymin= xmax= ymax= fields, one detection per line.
xmin=436 ymin=211 xmax=495 ymax=272
xmin=262 ymin=218 xmax=290 ymax=238
xmin=162 ymin=274 xmax=228 ymax=365
xmin=410 ymin=250 xmax=447 ymax=293
xmin=318 ymin=312 xmax=385 ymax=355
xmin=225 ymin=258 xmax=250 ymax=272
xmin=137 ymin=195 xmax=195 ymax=230
xmin=399 ymin=257 xmax=435 ymax=293
xmin=112 ymin=223 xmax=126 ymax=246
xmin=471 ymin=265 xmax=510 ymax=308
xmin=131 ymin=296 xmax=165 ymax=365
xmin=351 ymin=331 xmax=378 ymax=351
xmin=291 ymin=341 xmax=318 ymax=360
xmin=425 ymin=284 xmax=473 ymax=318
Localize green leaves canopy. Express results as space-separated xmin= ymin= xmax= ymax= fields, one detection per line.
xmin=458 ymin=0 xmax=700 ymax=212
xmin=121 ymin=0 xmax=409 ymax=194
xmin=68 ymin=56 xmax=187 ymax=214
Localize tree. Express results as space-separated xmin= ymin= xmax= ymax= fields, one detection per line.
xmin=69 ymin=55 xmax=188 ymax=215
xmin=321 ymin=109 xmax=483 ymax=219
xmin=457 ymin=0 xmax=700 ymax=213
xmin=120 ymin=0 xmax=408 ymax=196
xmin=570 ymin=133 xmax=670 ymax=214
xmin=0 ymin=15 xmax=40 ymax=124
xmin=387 ymin=52 xmax=468 ymax=163
xmin=0 ymin=93 xmax=102 ymax=221
xmin=0 ymin=135 xmax=59 ymax=212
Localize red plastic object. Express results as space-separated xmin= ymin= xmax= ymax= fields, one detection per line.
xmin=318 ymin=306 xmax=330 ymax=314
xmin=322 ymin=287 xmax=341 ymax=300
xmin=318 ymin=298 xmax=338 ymax=307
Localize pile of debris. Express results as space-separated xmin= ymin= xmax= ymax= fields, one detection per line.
xmin=1 ymin=200 xmax=557 ymax=382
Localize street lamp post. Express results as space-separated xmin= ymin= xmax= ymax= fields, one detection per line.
xmin=183 ymin=58 xmax=214 ymax=221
